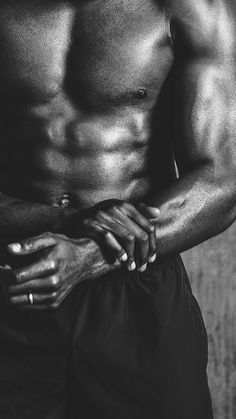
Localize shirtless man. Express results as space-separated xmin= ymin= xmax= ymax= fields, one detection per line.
xmin=0 ymin=0 xmax=235 ymax=418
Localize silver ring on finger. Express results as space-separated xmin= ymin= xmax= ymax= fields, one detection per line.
xmin=27 ymin=292 xmax=34 ymax=305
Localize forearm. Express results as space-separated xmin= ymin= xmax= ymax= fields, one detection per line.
xmin=0 ymin=192 xmax=77 ymax=242
xmin=0 ymin=192 xmax=120 ymax=278
xmin=71 ymin=164 xmax=236 ymax=276
xmin=148 ymin=164 xmax=236 ymax=257
xmin=78 ymin=238 xmax=121 ymax=282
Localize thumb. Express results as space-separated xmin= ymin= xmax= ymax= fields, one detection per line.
xmin=139 ymin=203 xmax=160 ymax=219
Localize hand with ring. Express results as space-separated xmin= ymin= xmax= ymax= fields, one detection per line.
xmin=2 ymin=232 xmax=95 ymax=310
xmin=0 ymin=266 xmax=38 ymax=308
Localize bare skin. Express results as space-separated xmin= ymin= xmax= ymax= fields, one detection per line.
xmin=0 ymin=0 xmax=235 ymax=309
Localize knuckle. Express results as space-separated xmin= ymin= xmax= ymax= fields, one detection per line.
xmin=140 ymin=232 xmax=149 ymax=242
xmin=49 ymin=301 xmax=60 ymax=310
xmin=103 ymin=230 xmax=112 ymax=239
xmin=147 ymin=223 xmax=155 ymax=233
xmin=49 ymin=259 xmax=57 ymax=271
xmin=15 ymin=272 xmax=22 ymax=283
xmin=50 ymin=292 xmax=58 ymax=302
xmin=121 ymin=202 xmax=130 ymax=211
xmin=111 ymin=206 xmax=120 ymax=216
xmin=117 ymin=201 xmax=126 ymax=211
xmin=126 ymin=233 xmax=134 ymax=244
xmin=23 ymin=239 xmax=32 ymax=249
xmin=111 ymin=201 xmax=123 ymax=210
xmin=50 ymin=275 xmax=60 ymax=289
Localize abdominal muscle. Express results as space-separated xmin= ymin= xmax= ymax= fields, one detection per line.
xmin=0 ymin=108 xmax=152 ymax=209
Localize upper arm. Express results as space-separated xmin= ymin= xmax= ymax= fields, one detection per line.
xmin=169 ymin=0 xmax=236 ymax=176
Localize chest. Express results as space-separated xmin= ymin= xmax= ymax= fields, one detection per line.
xmin=0 ymin=0 xmax=173 ymax=108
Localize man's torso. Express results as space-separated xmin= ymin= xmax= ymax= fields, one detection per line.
xmin=0 ymin=0 xmax=175 ymax=208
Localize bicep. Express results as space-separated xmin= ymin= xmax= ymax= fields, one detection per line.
xmin=173 ymin=61 xmax=235 ymax=174
xmin=170 ymin=0 xmax=236 ymax=175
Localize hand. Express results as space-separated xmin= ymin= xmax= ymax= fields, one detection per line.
xmin=78 ymin=199 xmax=160 ymax=271
xmin=5 ymin=233 xmax=90 ymax=310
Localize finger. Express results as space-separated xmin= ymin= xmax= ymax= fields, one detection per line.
xmin=132 ymin=204 xmax=158 ymax=260
xmin=138 ymin=203 xmax=160 ymax=220
xmin=17 ymin=305 xmax=51 ymax=311
xmin=101 ymin=230 xmax=128 ymax=262
xmin=17 ymin=298 xmax=64 ymax=311
xmin=83 ymin=221 xmax=128 ymax=263
xmin=148 ymin=222 xmax=157 ymax=260
xmin=129 ymin=206 xmax=156 ymax=244
xmin=8 ymin=234 xmax=57 ymax=256
xmin=13 ymin=259 xmax=57 ymax=284
xmin=95 ymin=215 xmax=136 ymax=270
xmin=121 ymin=202 xmax=155 ymax=228
xmin=19 ymin=303 xmax=60 ymax=311
xmin=117 ymin=203 xmax=157 ymax=262
xmin=17 ymin=304 xmax=48 ymax=311
xmin=9 ymin=291 xmax=60 ymax=306
xmin=8 ymin=277 xmax=57 ymax=295
xmin=10 ymin=288 xmax=67 ymax=311
xmin=109 ymin=209 xmax=149 ymax=269
xmin=149 ymin=253 xmax=157 ymax=263
xmin=126 ymin=206 xmax=157 ymax=259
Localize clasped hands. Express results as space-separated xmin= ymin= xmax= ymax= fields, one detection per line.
xmin=1 ymin=200 xmax=160 ymax=310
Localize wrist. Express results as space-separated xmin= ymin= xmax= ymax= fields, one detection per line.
xmin=75 ymin=237 xmax=121 ymax=282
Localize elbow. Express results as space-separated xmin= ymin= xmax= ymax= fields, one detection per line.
xmin=224 ymin=194 xmax=236 ymax=231
xmin=215 ymin=167 xmax=236 ymax=231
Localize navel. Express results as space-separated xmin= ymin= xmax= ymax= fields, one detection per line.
xmin=52 ymin=193 xmax=75 ymax=208
xmin=136 ymin=87 xmax=147 ymax=98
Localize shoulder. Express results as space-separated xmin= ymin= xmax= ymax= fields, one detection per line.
xmin=166 ymin=0 xmax=235 ymax=58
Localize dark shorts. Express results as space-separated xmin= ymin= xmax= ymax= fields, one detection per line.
xmin=0 ymin=256 xmax=213 ymax=419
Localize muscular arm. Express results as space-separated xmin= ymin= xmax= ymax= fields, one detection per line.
xmin=0 ymin=192 xmax=119 ymax=276
xmin=146 ymin=0 xmax=236 ymax=256
xmin=0 ymin=193 xmax=76 ymax=241
xmin=76 ymin=0 xmax=236 ymax=265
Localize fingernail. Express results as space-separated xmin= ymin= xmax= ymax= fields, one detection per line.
xmin=8 ymin=243 xmax=21 ymax=253
xmin=128 ymin=261 xmax=136 ymax=271
xmin=147 ymin=207 xmax=160 ymax=216
xmin=119 ymin=253 xmax=128 ymax=262
xmin=149 ymin=254 xmax=157 ymax=263
xmin=138 ymin=264 xmax=147 ymax=272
